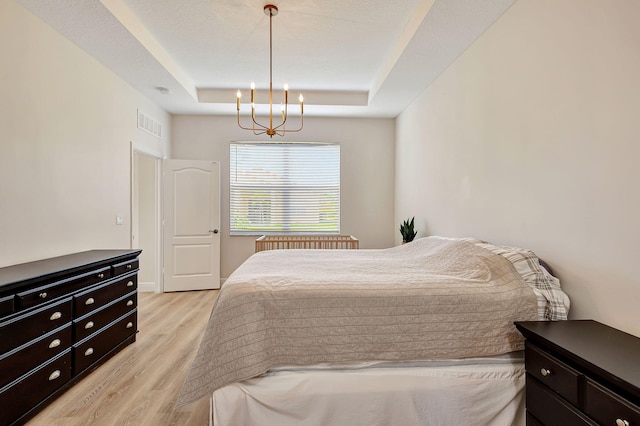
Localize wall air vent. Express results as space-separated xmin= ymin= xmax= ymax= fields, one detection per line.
xmin=137 ymin=109 xmax=162 ymax=139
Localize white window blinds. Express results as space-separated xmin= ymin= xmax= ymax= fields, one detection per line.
xmin=230 ymin=142 xmax=340 ymax=235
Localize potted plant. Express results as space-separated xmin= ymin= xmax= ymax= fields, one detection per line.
xmin=400 ymin=217 xmax=417 ymax=243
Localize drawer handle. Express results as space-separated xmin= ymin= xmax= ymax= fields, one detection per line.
xmin=85 ymin=297 xmax=95 ymax=305
xmin=127 ymin=264 xmax=132 ymax=270
xmin=85 ymin=347 xmax=94 ymax=356
xmin=85 ymin=321 xmax=95 ymax=329
xmin=126 ymin=300 xmax=134 ymax=307
xmin=126 ymin=322 xmax=134 ymax=329
xmin=127 ymin=280 xmax=134 ymax=287
xmin=39 ymin=292 xmax=48 ymax=299
xmin=49 ymin=339 xmax=61 ymax=349
xmin=50 ymin=311 xmax=62 ymax=321
xmin=49 ymin=370 xmax=61 ymax=381
xmin=540 ymin=368 xmax=551 ymax=377
xmin=616 ymin=420 xmax=630 ymax=426
xmin=98 ymin=273 xmax=105 ymax=279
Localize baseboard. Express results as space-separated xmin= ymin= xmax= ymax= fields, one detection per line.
xmin=138 ymin=281 xmax=156 ymax=292
xmin=145 ymin=279 xmax=224 ymax=293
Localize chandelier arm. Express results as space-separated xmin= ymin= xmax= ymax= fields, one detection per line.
xmin=236 ymin=113 xmax=254 ymax=131
xmin=249 ymin=114 xmax=269 ymax=130
xmin=273 ymin=101 xmax=288 ymax=131
xmin=274 ymin=125 xmax=302 ymax=136
xmin=273 ymin=111 xmax=303 ymax=134
xmin=281 ymin=114 xmax=303 ymax=133
xmin=238 ymin=111 xmax=268 ymax=132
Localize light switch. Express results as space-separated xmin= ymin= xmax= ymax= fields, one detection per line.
xmin=116 ymin=215 xmax=123 ymax=225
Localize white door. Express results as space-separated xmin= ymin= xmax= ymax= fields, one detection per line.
xmin=163 ymin=160 xmax=220 ymax=291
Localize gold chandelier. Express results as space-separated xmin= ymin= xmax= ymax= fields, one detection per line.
xmin=236 ymin=4 xmax=304 ymax=138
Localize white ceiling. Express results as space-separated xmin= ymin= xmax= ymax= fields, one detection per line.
xmin=17 ymin=0 xmax=517 ymax=117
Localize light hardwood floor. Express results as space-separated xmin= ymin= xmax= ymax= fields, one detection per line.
xmin=28 ymin=290 xmax=218 ymax=426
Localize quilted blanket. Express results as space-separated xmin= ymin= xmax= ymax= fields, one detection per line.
xmin=177 ymin=237 xmax=537 ymax=405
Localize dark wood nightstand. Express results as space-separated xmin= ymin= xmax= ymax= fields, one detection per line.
xmin=515 ymin=320 xmax=640 ymax=426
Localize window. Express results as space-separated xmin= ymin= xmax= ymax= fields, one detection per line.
xmin=230 ymin=142 xmax=340 ymax=235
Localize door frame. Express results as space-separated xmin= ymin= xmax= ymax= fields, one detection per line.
xmin=130 ymin=141 xmax=164 ymax=293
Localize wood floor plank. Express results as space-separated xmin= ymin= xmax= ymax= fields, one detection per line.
xmin=27 ymin=290 xmax=218 ymax=426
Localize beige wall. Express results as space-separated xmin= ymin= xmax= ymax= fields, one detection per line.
xmin=396 ymin=0 xmax=640 ymax=336
xmin=10 ymin=0 xmax=636 ymax=338
xmin=0 ymin=1 xmax=170 ymax=267
xmin=171 ymin=115 xmax=396 ymax=278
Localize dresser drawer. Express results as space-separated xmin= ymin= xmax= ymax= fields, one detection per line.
xmin=525 ymin=342 xmax=581 ymax=406
xmin=74 ymin=292 xmax=137 ymax=341
xmin=0 ymin=294 xmax=14 ymax=318
xmin=585 ymin=379 xmax=640 ymax=426
xmin=74 ymin=273 xmax=137 ymax=317
xmin=0 ymin=323 xmax=72 ymax=388
xmin=526 ymin=374 xmax=596 ymax=425
xmin=0 ymin=297 xmax=72 ymax=354
xmin=112 ymin=259 xmax=139 ymax=277
xmin=0 ymin=349 xmax=72 ymax=426
xmin=17 ymin=266 xmax=111 ymax=309
xmin=74 ymin=309 xmax=137 ymax=373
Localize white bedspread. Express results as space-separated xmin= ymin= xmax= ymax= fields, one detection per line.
xmin=178 ymin=237 xmax=539 ymax=406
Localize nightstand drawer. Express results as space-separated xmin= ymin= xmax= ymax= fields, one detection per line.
xmin=526 ymin=411 xmax=544 ymax=426
xmin=526 ymin=374 xmax=596 ymax=426
xmin=585 ymin=379 xmax=640 ymax=426
xmin=525 ymin=342 xmax=581 ymax=406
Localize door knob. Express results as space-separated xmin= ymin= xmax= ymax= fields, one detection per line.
xmin=209 ymin=229 xmax=219 ymax=234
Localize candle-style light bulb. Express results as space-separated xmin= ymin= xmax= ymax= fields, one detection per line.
xmin=299 ymin=94 xmax=304 ymax=114
xmin=236 ymin=90 xmax=241 ymax=111
xmin=250 ymin=82 xmax=255 ymax=104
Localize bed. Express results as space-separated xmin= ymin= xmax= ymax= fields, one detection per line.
xmin=177 ymin=236 xmax=570 ymax=425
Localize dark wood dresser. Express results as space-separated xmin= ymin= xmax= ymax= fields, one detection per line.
xmin=515 ymin=320 xmax=640 ymax=426
xmin=0 ymin=249 xmax=141 ymax=425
